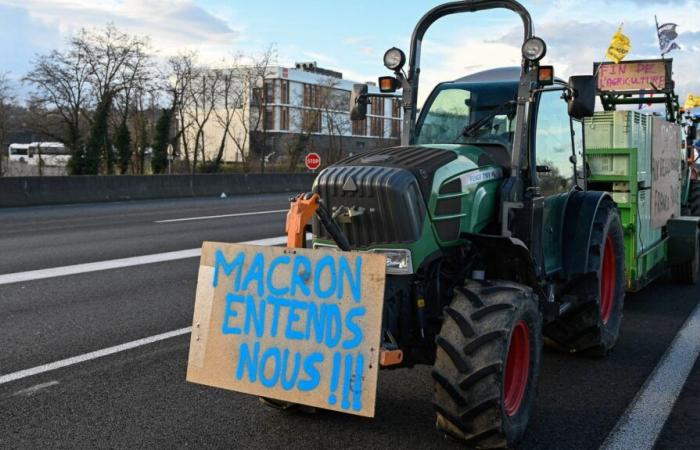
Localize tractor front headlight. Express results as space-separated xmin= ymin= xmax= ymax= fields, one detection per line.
xmin=371 ymin=248 xmax=413 ymax=275
xmin=312 ymin=243 xmax=414 ymax=275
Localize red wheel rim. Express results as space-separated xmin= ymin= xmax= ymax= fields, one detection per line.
xmin=600 ymin=234 xmax=616 ymax=325
xmin=503 ymin=320 xmax=530 ymax=417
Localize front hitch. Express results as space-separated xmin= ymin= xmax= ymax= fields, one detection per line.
xmin=285 ymin=193 xmax=351 ymax=251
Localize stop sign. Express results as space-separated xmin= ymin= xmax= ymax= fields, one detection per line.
xmin=305 ymin=152 xmax=321 ymax=170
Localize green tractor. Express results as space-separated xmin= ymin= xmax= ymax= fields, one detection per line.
xmin=287 ymin=0 xmax=700 ymax=447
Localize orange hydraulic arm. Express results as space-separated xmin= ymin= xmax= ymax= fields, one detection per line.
xmin=285 ymin=192 xmax=403 ymax=366
xmin=285 ymin=193 xmax=320 ymax=248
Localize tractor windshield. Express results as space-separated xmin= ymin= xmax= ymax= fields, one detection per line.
xmin=415 ymin=81 xmax=518 ymax=147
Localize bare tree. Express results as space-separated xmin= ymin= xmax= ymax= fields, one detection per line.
xmin=0 ymin=73 xmax=15 ymax=175
xmin=23 ymin=47 xmax=92 ymax=156
xmin=212 ymin=55 xmax=257 ymax=172
xmin=210 ymin=63 xmax=240 ymax=172
xmin=73 ymin=24 xmax=152 ymax=173
xmin=318 ymin=78 xmax=352 ymax=164
xmin=246 ymin=46 xmax=277 ymax=173
xmin=184 ymin=68 xmax=221 ymax=173
xmin=167 ymin=52 xmax=197 ymax=171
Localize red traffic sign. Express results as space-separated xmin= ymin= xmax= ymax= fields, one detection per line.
xmin=305 ymin=152 xmax=321 ymax=170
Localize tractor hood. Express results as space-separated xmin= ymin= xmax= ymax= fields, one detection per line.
xmin=311 ymin=144 xmax=507 ymax=259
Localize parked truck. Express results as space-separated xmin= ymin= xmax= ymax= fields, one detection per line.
xmin=250 ymin=1 xmax=700 ymax=447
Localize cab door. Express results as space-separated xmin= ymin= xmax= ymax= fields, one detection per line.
xmin=534 ymin=89 xmax=580 ymax=275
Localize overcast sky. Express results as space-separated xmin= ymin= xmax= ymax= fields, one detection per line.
xmin=1 ymin=0 xmax=699 ymax=103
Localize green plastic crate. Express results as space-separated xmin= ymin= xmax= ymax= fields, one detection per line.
xmin=584 ymin=111 xmax=653 ymax=187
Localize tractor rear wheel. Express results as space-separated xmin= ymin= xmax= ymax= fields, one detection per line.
xmin=671 ymin=230 xmax=700 ymax=284
xmin=545 ymin=200 xmax=626 ymax=356
xmin=684 ymin=180 xmax=700 ymax=216
xmin=432 ymin=280 xmax=542 ymax=449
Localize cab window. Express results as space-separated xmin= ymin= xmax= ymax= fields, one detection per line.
xmin=535 ymin=90 xmax=575 ymax=196
xmin=416 ymin=89 xmax=471 ymax=144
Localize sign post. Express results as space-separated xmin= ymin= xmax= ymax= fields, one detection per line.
xmin=187 ymin=243 xmax=386 ymax=417
xmin=167 ymin=144 xmax=174 ymax=175
xmin=305 ymin=152 xmax=321 ymax=171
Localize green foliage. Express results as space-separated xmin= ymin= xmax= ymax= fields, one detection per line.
xmin=152 ymin=108 xmax=172 ymax=174
xmin=114 ymin=121 xmax=132 ymax=174
xmin=81 ymin=92 xmax=113 ymax=175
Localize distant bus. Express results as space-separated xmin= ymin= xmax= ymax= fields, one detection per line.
xmin=8 ymin=142 xmax=70 ymax=166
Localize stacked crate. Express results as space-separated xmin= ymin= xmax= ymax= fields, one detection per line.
xmin=584 ymin=110 xmax=664 ymax=289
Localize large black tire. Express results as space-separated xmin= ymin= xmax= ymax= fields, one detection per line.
xmin=684 ymin=180 xmax=700 ymax=216
xmin=671 ymin=230 xmax=700 ymax=284
xmin=432 ymin=280 xmax=542 ymax=449
xmin=545 ymin=200 xmax=626 ymax=356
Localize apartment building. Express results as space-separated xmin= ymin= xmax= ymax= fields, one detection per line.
xmin=186 ymin=62 xmax=402 ymax=167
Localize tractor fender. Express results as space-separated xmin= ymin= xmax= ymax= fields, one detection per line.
xmin=461 ymin=232 xmax=544 ymax=298
xmin=561 ymin=190 xmax=614 ymax=277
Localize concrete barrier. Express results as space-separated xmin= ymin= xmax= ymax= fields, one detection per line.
xmin=0 ymin=173 xmax=317 ymax=207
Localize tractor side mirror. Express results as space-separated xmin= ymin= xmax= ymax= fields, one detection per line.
xmin=350 ymin=83 xmax=368 ymax=121
xmin=567 ymin=75 xmax=596 ymax=120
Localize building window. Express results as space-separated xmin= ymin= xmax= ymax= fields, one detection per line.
xmin=251 ymin=87 xmax=263 ymax=106
xmin=280 ymin=107 xmax=289 ymax=131
xmin=334 ymin=90 xmax=350 ymax=112
xmin=303 ymin=110 xmax=321 ymax=133
xmin=372 ymin=98 xmax=385 ymax=117
xmin=353 ymin=118 xmax=367 ymax=136
xmin=371 ymin=117 xmax=384 ymax=137
xmin=264 ymin=107 xmax=275 ymax=130
xmin=303 ymin=84 xmax=317 ymax=108
xmin=280 ymin=80 xmax=290 ymax=105
xmin=392 ymin=99 xmax=401 ymax=118
xmin=391 ymin=119 xmax=401 ymax=138
xmin=265 ymin=81 xmax=275 ymax=104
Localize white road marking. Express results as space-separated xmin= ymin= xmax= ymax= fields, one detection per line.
xmin=0 ymin=235 xmax=289 ymax=286
xmin=0 ymin=233 xmax=312 ymax=385
xmin=0 ymin=328 xmax=192 ymax=386
xmin=155 ymin=209 xmax=288 ymax=223
xmin=11 ymin=380 xmax=59 ymax=397
xmin=600 ymin=301 xmax=700 ymax=450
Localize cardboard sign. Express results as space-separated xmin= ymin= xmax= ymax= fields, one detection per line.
xmin=187 ymin=242 xmax=386 ymax=417
xmin=596 ymin=60 xmax=670 ymax=93
xmin=651 ymin=119 xmax=682 ymax=228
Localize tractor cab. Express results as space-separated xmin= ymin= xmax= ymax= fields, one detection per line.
xmin=413 ymin=67 xmax=581 ymax=193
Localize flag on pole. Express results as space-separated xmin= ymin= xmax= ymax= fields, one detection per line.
xmin=606 ymin=25 xmax=631 ymax=63
xmin=657 ymin=21 xmax=680 ymax=55
xmin=684 ymin=94 xmax=700 ymax=110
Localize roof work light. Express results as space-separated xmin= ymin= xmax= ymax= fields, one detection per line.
xmin=522 ymin=37 xmax=547 ymax=62
xmin=383 ymin=47 xmax=406 ymax=71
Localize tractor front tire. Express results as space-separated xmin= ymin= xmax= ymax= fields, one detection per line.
xmin=545 ymin=199 xmax=626 ymax=356
xmin=432 ymin=280 xmax=542 ymax=449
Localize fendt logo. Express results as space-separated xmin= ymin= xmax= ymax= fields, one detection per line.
xmin=305 ymin=152 xmax=321 ymax=170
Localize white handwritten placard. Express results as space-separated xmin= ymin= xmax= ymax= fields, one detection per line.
xmin=187 ymin=243 xmax=386 ymax=417
xmin=651 ymin=119 xmax=682 ymax=228
xmin=597 ymin=60 xmax=668 ymax=93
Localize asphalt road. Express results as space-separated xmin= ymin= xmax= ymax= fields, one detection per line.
xmin=1 ymin=194 xmax=699 ymax=449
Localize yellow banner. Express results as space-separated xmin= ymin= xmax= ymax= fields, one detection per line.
xmin=685 ymin=94 xmax=700 ymax=110
xmin=606 ymin=26 xmax=631 ymax=64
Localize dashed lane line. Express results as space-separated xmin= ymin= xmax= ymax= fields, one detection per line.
xmin=0 ymin=328 xmax=192 ymax=386
xmin=600 ymin=301 xmax=700 ymax=450
xmin=154 ymin=209 xmax=288 ymax=223
xmin=0 ymin=234 xmax=304 ymax=385
xmin=0 ymin=235 xmax=288 ymax=286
